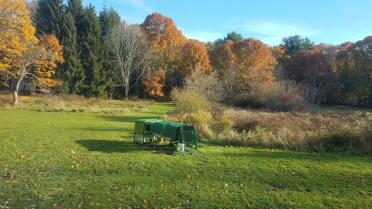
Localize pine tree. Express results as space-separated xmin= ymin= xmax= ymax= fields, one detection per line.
xmin=66 ymin=0 xmax=84 ymax=41
xmin=99 ymin=7 xmax=120 ymax=98
xmin=34 ymin=0 xmax=64 ymax=38
xmin=79 ymin=5 xmax=104 ymax=97
xmin=60 ymin=12 xmax=85 ymax=94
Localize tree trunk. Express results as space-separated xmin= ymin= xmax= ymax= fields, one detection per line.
xmin=124 ymin=85 xmax=129 ymax=99
xmin=13 ymin=70 xmax=25 ymax=105
xmin=123 ymin=78 xmax=129 ymax=100
xmin=13 ymin=90 xmax=18 ymax=105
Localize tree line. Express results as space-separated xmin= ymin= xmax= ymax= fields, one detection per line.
xmin=0 ymin=0 xmax=371 ymax=107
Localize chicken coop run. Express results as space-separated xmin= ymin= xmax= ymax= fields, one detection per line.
xmin=133 ymin=119 xmax=198 ymax=150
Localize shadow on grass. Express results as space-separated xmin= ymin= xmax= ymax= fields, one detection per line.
xmin=75 ymin=139 xmax=175 ymax=155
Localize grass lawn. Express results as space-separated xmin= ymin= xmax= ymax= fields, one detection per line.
xmin=0 ymin=102 xmax=371 ymax=209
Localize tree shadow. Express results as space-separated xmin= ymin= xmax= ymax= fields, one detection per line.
xmin=75 ymin=139 xmax=175 ymax=155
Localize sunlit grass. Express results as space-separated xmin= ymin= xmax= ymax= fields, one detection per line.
xmin=0 ymin=102 xmax=371 ymax=208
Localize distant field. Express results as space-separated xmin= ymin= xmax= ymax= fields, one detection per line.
xmin=319 ymin=105 xmax=372 ymax=112
xmin=0 ymin=101 xmax=371 ymax=208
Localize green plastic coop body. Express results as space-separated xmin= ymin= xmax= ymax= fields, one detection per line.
xmin=133 ymin=119 xmax=198 ymax=148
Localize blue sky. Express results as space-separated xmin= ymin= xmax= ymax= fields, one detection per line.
xmin=83 ymin=0 xmax=372 ymax=46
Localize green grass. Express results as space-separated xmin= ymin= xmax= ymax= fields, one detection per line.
xmin=0 ymin=102 xmax=371 ymax=209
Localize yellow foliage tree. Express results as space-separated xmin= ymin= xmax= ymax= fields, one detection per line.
xmin=0 ymin=0 xmax=63 ymax=104
xmin=0 ymin=0 xmax=38 ymax=70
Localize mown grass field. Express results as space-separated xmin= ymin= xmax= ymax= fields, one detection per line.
xmin=0 ymin=102 xmax=371 ymax=209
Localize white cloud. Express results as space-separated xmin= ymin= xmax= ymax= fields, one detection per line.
xmin=227 ymin=21 xmax=320 ymax=45
xmin=183 ymin=31 xmax=223 ymax=42
xmin=125 ymin=0 xmax=152 ymax=13
xmin=108 ymin=0 xmax=152 ymax=24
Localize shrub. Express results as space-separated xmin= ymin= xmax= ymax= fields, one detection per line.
xmin=232 ymin=81 xmax=317 ymax=112
xmin=211 ymin=114 xmax=234 ymax=135
xmin=0 ymin=94 xmax=12 ymax=108
xmin=35 ymin=95 xmax=66 ymax=112
xmin=171 ymin=88 xmax=210 ymax=114
xmin=168 ymin=87 xmax=235 ymax=139
xmin=265 ymin=81 xmax=310 ymax=111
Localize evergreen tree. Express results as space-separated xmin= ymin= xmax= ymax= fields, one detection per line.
xmin=34 ymin=0 xmax=64 ymax=38
xmin=79 ymin=5 xmax=104 ymax=97
xmin=282 ymin=35 xmax=314 ymax=56
xmin=99 ymin=7 xmax=121 ymax=98
xmin=60 ymin=12 xmax=85 ymax=94
xmin=66 ymin=0 xmax=85 ymax=43
xmin=99 ymin=7 xmax=120 ymax=37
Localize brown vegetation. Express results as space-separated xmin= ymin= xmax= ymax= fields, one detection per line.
xmin=168 ymin=87 xmax=372 ymax=154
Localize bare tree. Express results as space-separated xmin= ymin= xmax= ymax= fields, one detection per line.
xmin=107 ymin=22 xmax=150 ymax=99
xmin=223 ymin=64 xmax=238 ymax=104
xmin=185 ymin=70 xmax=226 ymax=102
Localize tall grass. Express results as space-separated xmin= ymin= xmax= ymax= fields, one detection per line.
xmin=222 ymin=108 xmax=371 ymax=153
xmin=0 ymin=93 xmax=153 ymax=114
xmin=168 ymin=88 xmax=372 ymax=154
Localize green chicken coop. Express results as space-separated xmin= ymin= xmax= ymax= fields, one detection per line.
xmin=133 ymin=119 xmax=198 ymax=149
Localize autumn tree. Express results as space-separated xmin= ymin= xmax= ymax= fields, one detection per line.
xmin=233 ymin=39 xmax=277 ymax=86
xmin=31 ymin=34 xmax=64 ymax=91
xmin=283 ymin=48 xmax=334 ymax=102
xmin=178 ymin=39 xmax=211 ymax=78
xmin=0 ymin=0 xmax=38 ymax=70
xmin=0 ymin=0 xmax=64 ymax=104
xmin=143 ymin=69 xmax=165 ymax=98
xmin=0 ymin=0 xmax=37 ymax=103
xmin=141 ymin=13 xmax=186 ymax=96
xmin=209 ymin=40 xmax=236 ymax=79
xmin=211 ymin=39 xmax=276 ymax=87
xmin=270 ymin=45 xmax=287 ymax=79
xmin=334 ymin=37 xmax=372 ymax=106
xmin=107 ymin=23 xmax=151 ymax=99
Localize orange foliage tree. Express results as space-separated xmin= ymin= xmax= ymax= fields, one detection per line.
xmin=142 ymin=69 xmax=165 ymax=98
xmin=270 ymin=45 xmax=287 ymax=79
xmin=210 ymin=38 xmax=277 ymax=90
xmin=178 ymin=39 xmax=211 ymax=77
xmin=141 ymin=13 xmax=186 ymax=97
xmin=0 ymin=0 xmax=63 ymax=104
xmin=31 ymin=34 xmax=64 ymax=91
